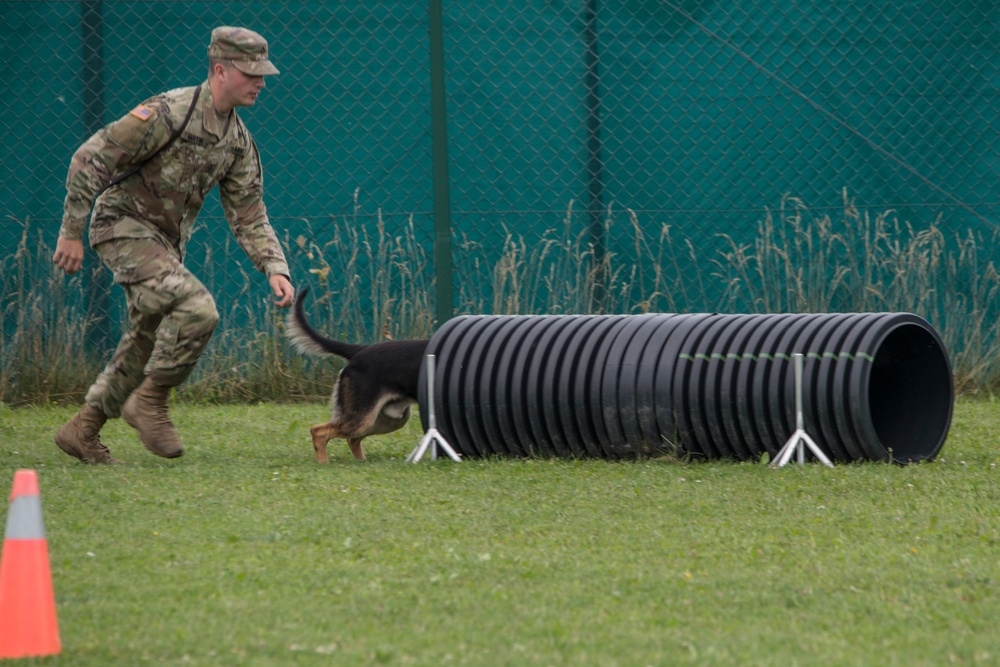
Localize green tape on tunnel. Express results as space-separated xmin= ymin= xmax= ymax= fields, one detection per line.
xmin=678 ymin=351 xmax=875 ymax=363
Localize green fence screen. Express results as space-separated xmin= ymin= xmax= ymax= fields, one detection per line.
xmin=3 ymin=1 xmax=999 ymax=396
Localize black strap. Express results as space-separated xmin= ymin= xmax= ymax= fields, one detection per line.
xmin=93 ymin=85 xmax=202 ymax=202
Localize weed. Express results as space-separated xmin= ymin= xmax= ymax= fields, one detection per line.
xmin=4 ymin=190 xmax=1000 ymax=404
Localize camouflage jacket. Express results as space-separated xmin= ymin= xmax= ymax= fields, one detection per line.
xmin=59 ymin=81 xmax=289 ymax=278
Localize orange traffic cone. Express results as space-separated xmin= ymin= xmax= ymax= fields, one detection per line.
xmin=0 ymin=469 xmax=61 ymax=659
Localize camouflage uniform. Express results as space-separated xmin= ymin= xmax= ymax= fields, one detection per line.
xmin=59 ymin=29 xmax=288 ymax=417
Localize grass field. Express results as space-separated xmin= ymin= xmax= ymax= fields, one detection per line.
xmin=1 ymin=399 xmax=999 ymax=666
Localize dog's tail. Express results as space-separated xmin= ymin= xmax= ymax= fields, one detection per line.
xmin=286 ymin=286 xmax=365 ymax=360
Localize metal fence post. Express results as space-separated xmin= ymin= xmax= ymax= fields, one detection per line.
xmin=583 ymin=0 xmax=606 ymax=314
xmin=81 ymin=0 xmax=113 ymax=360
xmin=429 ymin=0 xmax=454 ymax=328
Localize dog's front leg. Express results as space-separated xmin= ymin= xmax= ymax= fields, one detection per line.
xmin=347 ymin=437 xmax=366 ymax=461
xmin=310 ymin=423 xmax=335 ymax=463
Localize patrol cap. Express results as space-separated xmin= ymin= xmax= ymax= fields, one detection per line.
xmin=208 ymin=26 xmax=279 ymax=76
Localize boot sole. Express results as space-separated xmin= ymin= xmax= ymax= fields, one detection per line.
xmin=54 ymin=433 xmax=115 ymax=464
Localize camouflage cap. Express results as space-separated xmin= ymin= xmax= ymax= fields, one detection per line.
xmin=208 ymin=26 xmax=279 ymax=76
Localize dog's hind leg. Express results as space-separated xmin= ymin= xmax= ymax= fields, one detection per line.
xmin=347 ymin=437 xmax=366 ymax=461
xmin=310 ymin=423 xmax=337 ymax=463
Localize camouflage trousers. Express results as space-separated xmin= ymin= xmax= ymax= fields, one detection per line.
xmin=84 ymin=237 xmax=219 ymax=418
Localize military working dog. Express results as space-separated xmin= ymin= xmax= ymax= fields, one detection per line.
xmin=286 ymin=287 xmax=428 ymax=462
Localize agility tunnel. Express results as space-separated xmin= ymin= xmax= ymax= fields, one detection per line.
xmin=416 ymin=313 xmax=953 ymax=464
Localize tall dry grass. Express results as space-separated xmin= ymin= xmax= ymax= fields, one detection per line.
xmin=712 ymin=190 xmax=1000 ymax=393
xmin=3 ymin=189 xmax=999 ymax=405
xmin=0 ymin=218 xmax=102 ymax=404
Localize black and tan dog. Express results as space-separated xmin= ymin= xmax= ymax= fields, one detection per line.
xmin=286 ymin=287 xmax=428 ymax=462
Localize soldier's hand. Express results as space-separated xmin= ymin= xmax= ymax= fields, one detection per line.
xmin=269 ymin=274 xmax=294 ymax=308
xmin=53 ymin=237 xmax=84 ymax=275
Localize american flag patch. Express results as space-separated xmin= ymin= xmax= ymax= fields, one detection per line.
xmin=129 ymin=105 xmax=154 ymax=121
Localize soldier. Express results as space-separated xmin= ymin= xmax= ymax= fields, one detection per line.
xmin=52 ymin=26 xmax=294 ymax=463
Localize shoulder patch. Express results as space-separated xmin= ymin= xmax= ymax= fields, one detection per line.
xmin=129 ymin=105 xmax=155 ymax=121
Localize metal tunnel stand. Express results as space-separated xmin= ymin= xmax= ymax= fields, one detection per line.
xmin=771 ymin=353 xmax=835 ymax=468
xmin=407 ymin=354 xmax=462 ymax=463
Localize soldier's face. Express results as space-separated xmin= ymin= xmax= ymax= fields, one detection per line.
xmin=225 ymin=67 xmax=266 ymax=108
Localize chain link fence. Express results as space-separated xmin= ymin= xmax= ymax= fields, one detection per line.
xmin=3 ymin=0 xmax=1000 ymax=402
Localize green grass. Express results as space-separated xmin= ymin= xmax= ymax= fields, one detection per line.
xmin=2 ymin=400 xmax=999 ymax=666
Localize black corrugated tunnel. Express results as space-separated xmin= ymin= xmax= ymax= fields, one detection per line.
xmin=417 ymin=313 xmax=953 ymax=464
